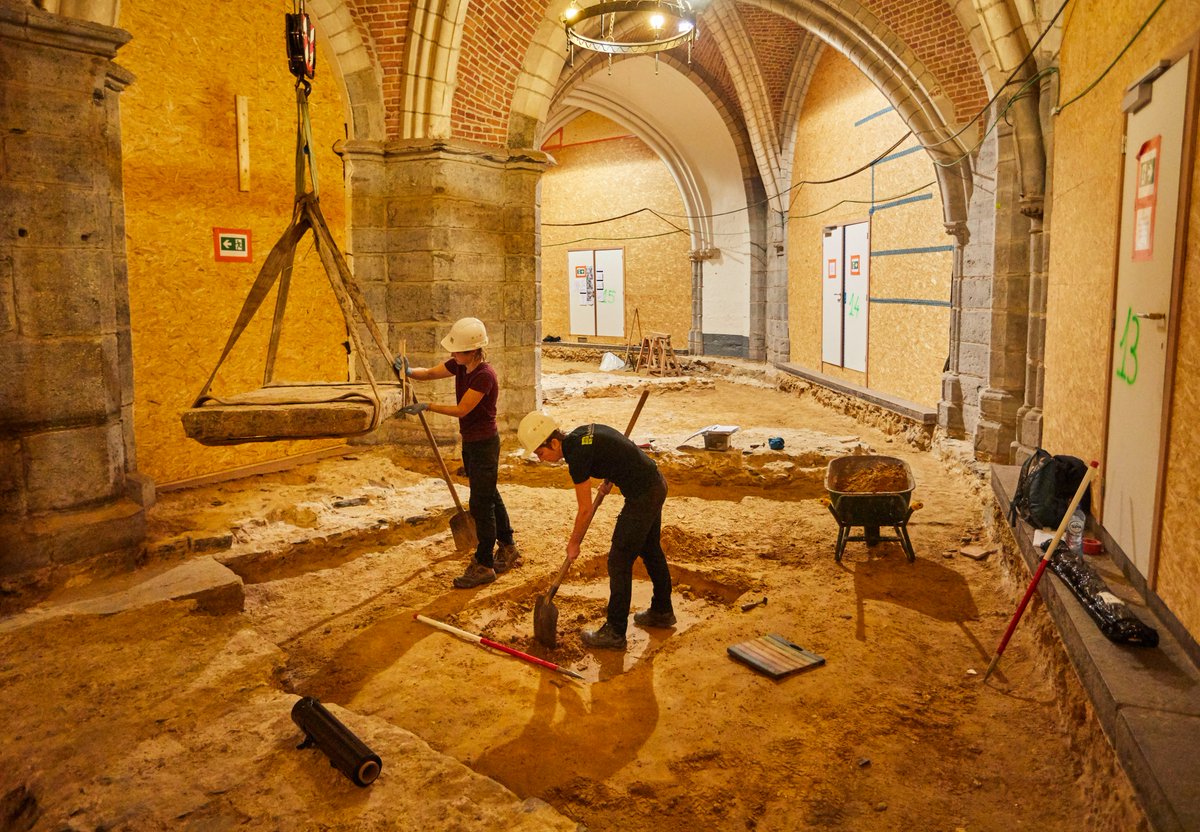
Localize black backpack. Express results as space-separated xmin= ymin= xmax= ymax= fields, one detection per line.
xmin=1009 ymin=449 xmax=1091 ymax=529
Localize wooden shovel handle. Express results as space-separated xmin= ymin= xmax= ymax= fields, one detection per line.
xmin=416 ymin=410 xmax=468 ymax=514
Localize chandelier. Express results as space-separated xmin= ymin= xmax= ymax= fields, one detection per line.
xmin=562 ymin=0 xmax=697 ymax=66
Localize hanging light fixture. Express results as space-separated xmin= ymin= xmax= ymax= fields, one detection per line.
xmin=562 ymin=0 xmax=697 ymax=70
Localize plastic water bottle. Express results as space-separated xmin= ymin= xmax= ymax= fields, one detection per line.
xmin=1065 ymin=509 xmax=1085 ymax=554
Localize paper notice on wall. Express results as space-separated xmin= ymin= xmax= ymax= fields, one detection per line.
xmin=1134 ymin=207 xmax=1154 ymax=256
xmin=574 ymin=265 xmax=594 ymax=306
xmin=1132 ymin=136 xmax=1160 ymax=262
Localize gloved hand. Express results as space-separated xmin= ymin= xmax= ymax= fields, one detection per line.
xmin=392 ymin=355 xmax=412 ymax=376
xmin=400 ymin=401 xmax=429 ymax=415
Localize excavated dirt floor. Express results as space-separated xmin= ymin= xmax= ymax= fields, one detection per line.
xmin=0 ymin=358 xmax=1145 ymax=831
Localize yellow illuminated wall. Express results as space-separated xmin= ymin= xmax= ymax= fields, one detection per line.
xmin=787 ymin=50 xmax=951 ymax=408
xmin=120 ymin=1 xmax=350 ymax=484
xmin=540 ymin=112 xmax=692 ymax=348
xmin=1046 ymin=0 xmax=1200 ymax=638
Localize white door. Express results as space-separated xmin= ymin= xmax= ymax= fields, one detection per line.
xmin=842 ymin=222 xmax=870 ymax=372
xmin=594 ymin=248 xmax=625 ymax=337
xmin=567 ymin=250 xmax=595 ymax=336
xmin=1103 ymin=54 xmax=1190 ymax=578
xmin=821 ymin=225 xmax=844 ymax=365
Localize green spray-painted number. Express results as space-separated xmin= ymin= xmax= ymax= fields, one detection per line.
xmin=600 ymin=289 xmax=616 ymax=304
xmin=846 ymin=293 xmax=862 ymax=318
xmin=1116 ymin=307 xmax=1139 ymax=385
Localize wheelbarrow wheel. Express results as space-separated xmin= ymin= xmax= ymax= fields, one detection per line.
xmin=865 ymin=526 xmax=881 ymax=547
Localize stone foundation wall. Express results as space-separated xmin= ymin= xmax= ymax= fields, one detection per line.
xmin=0 ymin=2 xmax=146 ymax=581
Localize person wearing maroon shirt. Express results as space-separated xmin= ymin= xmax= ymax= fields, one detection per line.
xmin=398 ymin=317 xmax=521 ymax=588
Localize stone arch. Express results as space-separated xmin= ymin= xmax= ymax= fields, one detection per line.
xmin=512 ymin=0 xmax=976 ymax=231
xmin=541 ymin=53 xmax=761 ymax=253
xmin=307 ymin=0 xmax=387 ymax=141
xmin=399 ymin=0 xmax=470 ymax=139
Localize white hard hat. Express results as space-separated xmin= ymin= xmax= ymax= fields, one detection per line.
xmin=441 ymin=317 xmax=489 ymax=352
xmin=518 ymin=411 xmax=558 ymax=454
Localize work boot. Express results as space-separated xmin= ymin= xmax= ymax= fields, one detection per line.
xmin=452 ymin=562 xmax=496 ymax=589
xmin=493 ymin=543 xmax=523 ymax=574
xmin=581 ymin=622 xmax=627 ymax=650
xmin=634 ymin=608 xmax=677 ymax=629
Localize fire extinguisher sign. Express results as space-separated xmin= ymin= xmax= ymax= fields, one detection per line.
xmin=213 ymin=228 xmax=253 ymax=262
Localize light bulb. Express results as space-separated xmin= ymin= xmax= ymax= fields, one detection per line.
xmin=563 ymin=3 xmax=580 ymax=21
xmin=649 ymin=12 xmax=665 ymax=30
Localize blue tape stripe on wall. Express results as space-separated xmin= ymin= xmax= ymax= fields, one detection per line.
xmin=870 ymin=192 xmax=933 ymax=215
xmin=872 ymin=244 xmax=955 ymax=256
xmin=874 ymin=145 xmax=924 ymax=165
xmin=869 ymin=297 xmax=952 ymax=307
xmin=854 ymin=106 xmax=894 ymax=127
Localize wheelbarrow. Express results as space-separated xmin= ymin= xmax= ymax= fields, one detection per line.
xmin=822 ymin=455 xmax=921 ymax=562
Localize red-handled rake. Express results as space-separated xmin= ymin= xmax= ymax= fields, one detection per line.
xmin=415 ymin=614 xmax=584 ymax=681
xmin=983 ymin=460 xmax=1098 ymax=682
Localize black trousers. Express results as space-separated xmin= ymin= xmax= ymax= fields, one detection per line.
xmin=461 ymin=434 xmax=513 ymax=567
xmin=606 ymin=471 xmax=672 ymax=634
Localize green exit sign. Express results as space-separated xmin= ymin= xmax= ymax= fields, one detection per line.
xmin=212 ymin=227 xmax=253 ymax=262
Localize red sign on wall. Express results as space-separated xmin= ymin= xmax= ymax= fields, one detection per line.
xmin=1131 ymin=136 xmax=1160 ymax=262
xmin=213 ymin=227 xmax=253 ymax=262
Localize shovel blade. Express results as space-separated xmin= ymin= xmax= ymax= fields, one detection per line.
xmin=449 ymin=510 xmax=478 ymax=554
xmin=533 ymin=593 xmax=559 ymax=648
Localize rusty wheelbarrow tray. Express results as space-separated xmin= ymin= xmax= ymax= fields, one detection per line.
xmin=823 ymin=455 xmax=919 ymax=563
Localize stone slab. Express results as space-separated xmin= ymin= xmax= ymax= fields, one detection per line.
xmin=182 ymin=383 xmax=408 ymax=445
xmin=0 ymin=556 xmax=244 ymax=634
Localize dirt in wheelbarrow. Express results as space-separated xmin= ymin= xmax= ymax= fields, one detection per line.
xmin=0 ymin=358 xmax=1146 ymax=832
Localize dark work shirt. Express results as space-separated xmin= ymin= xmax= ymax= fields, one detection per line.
xmin=562 ymin=423 xmax=658 ymax=497
xmin=445 ymin=359 xmax=498 ymax=442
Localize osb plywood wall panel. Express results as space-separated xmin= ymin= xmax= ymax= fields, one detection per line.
xmin=869 ymin=160 xmax=951 ymax=409
xmin=1043 ymin=0 xmax=1198 ymax=463
xmin=1157 ymin=129 xmax=1200 ymax=640
xmin=120 ymin=0 xmax=350 ymax=484
xmin=541 ymin=113 xmax=691 ymax=347
xmin=1048 ymin=0 xmax=1200 ymax=639
xmin=788 ymin=49 xmax=949 ymax=407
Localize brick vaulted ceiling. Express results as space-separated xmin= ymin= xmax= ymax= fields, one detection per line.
xmin=735 ymin=3 xmax=806 ymax=128
xmin=339 ymin=0 xmax=986 ymax=144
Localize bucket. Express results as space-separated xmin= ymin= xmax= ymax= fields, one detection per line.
xmin=704 ymin=431 xmax=732 ymax=451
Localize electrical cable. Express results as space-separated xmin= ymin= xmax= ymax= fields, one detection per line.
xmin=787 ymin=180 xmax=937 ymax=220
xmin=541 ymin=0 xmax=1156 ymax=241
xmin=1055 ymin=0 xmax=1169 ymax=114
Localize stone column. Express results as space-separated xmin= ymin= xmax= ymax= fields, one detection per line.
xmin=1013 ymin=69 xmax=1059 ymax=461
xmin=341 ymin=139 xmax=549 ymax=447
xmin=974 ymin=122 xmax=1031 ymax=462
xmin=687 ymin=250 xmax=705 ymax=355
xmin=939 ymin=220 xmax=970 ymax=437
xmin=941 ymin=123 xmax=999 ymax=440
xmin=763 ymin=209 xmax=789 ymax=364
xmin=0 ymin=2 xmax=149 ymax=592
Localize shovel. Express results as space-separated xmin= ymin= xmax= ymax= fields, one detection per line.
xmin=534 ymin=389 xmax=650 ymax=647
xmin=416 ymin=408 xmax=478 ymax=553
xmin=397 ymin=341 xmax=475 ymax=552
xmin=395 ymin=339 xmax=475 ymax=553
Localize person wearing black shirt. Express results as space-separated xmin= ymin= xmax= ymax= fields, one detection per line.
xmin=518 ymin=411 xmax=675 ymax=649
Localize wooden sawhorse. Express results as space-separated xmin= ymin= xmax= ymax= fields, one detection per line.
xmin=635 ymin=332 xmax=681 ymax=376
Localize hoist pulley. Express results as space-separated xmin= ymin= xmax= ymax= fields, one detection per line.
xmin=286 ymin=1 xmax=316 ymax=81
